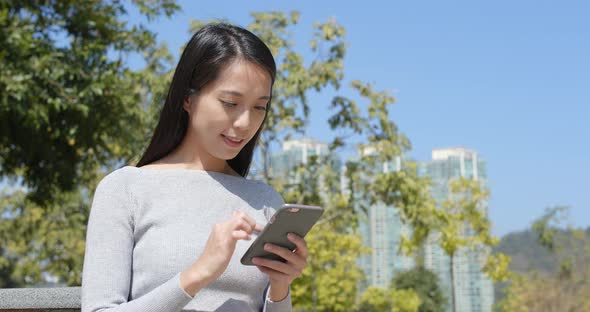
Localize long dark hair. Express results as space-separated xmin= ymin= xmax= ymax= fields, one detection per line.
xmin=136 ymin=23 xmax=276 ymax=177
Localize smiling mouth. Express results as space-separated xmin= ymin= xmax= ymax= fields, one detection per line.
xmin=221 ymin=134 xmax=245 ymax=147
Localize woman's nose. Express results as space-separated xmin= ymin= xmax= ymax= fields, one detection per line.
xmin=233 ymin=108 xmax=251 ymax=130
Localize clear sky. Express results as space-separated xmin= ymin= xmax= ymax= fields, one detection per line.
xmin=122 ymin=0 xmax=589 ymax=236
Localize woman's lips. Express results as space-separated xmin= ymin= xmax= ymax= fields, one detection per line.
xmin=221 ymin=134 xmax=244 ymax=148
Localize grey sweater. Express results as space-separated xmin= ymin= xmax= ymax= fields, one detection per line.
xmin=81 ymin=166 xmax=292 ymax=312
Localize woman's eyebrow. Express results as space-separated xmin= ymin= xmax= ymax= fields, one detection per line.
xmin=219 ymin=90 xmax=270 ymax=100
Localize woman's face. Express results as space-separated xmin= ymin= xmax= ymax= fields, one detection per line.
xmin=183 ymin=59 xmax=272 ymax=161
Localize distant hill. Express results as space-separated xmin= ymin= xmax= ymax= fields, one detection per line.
xmin=492 ymin=227 xmax=590 ymax=302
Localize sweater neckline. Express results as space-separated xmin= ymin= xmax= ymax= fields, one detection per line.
xmin=123 ymin=165 xmax=248 ymax=180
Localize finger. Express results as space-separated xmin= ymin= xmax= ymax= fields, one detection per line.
xmin=234 ymin=210 xmax=258 ymax=232
xmin=256 ymin=265 xmax=290 ymax=279
xmin=256 ymin=265 xmax=268 ymax=274
xmin=252 ymin=257 xmax=300 ymax=276
xmin=240 ymin=213 xmax=258 ymax=231
xmin=232 ymin=230 xmax=251 ymax=240
xmin=233 ymin=218 xmax=254 ymax=234
xmin=264 ymin=243 xmax=306 ymax=270
xmin=287 ymin=233 xmax=309 ymax=258
xmin=253 ymin=223 xmax=264 ymax=233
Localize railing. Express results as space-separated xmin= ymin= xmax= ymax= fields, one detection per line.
xmin=0 ymin=287 xmax=80 ymax=311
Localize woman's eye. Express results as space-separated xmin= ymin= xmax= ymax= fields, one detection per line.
xmin=220 ymin=100 xmax=237 ymax=107
xmin=255 ymin=106 xmax=267 ymax=111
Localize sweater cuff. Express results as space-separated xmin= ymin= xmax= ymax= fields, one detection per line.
xmin=263 ymin=287 xmax=292 ymax=311
xmin=175 ymin=272 xmax=196 ymax=299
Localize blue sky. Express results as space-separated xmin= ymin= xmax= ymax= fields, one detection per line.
xmin=129 ymin=1 xmax=587 ymax=236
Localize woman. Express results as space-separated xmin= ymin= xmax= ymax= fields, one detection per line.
xmin=81 ymin=23 xmax=307 ymax=312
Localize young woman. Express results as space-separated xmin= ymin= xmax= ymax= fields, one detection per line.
xmin=81 ymin=23 xmax=307 ymax=312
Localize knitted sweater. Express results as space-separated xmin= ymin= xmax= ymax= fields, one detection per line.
xmin=81 ymin=166 xmax=291 ymax=312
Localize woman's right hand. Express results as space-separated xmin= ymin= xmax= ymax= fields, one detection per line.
xmin=180 ymin=210 xmax=263 ymax=296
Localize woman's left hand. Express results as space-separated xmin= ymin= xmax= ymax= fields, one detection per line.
xmin=252 ymin=233 xmax=308 ymax=301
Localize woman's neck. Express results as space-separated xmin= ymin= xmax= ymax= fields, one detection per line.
xmin=152 ymin=138 xmax=239 ymax=176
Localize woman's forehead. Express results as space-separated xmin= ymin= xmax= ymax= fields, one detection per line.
xmin=211 ymin=59 xmax=272 ymax=96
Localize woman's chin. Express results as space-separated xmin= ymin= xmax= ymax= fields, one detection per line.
xmin=214 ymin=149 xmax=241 ymax=161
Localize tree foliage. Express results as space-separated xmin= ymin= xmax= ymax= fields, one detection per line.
xmin=391 ymin=267 xmax=447 ymax=312
xmin=429 ymin=177 xmax=509 ymax=311
xmin=0 ymin=0 xmax=177 ymax=286
xmin=279 ymin=154 xmax=368 ymax=311
xmin=0 ymin=0 xmax=178 ymax=205
xmin=356 ymin=286 xmax=421 ymax=312
xmin=496 ymin=206 xmax=590 ymax=312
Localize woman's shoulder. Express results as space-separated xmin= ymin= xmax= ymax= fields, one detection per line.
xmin=250 ymin=179 xmax=279 ymax=193
xmin=90 ymin=167 xmax=138 ymax=215
xmin=248 ymin=179 xmax=285 ymax=207
xmin=94 ymin=166 xmax=137 ymax=191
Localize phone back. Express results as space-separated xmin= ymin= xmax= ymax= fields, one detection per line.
xmin=241 ymin=204 xmax=323 ymax=265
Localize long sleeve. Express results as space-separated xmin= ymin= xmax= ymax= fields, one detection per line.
xmin=262 ymin=286 xmax=292 ymax=312
xmin=81 ymin=172 xmax=193 ymax=312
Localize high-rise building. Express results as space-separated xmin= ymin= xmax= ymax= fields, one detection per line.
xmin=269 ymin=137 xmax=331 ymax=181
xmin=420 ymin=147 xmax=494 ymax=312
xmin=357 ymin=201 xmax=415 ymax=290
xmin=353 ymin=151 xmax=415 ymax=291
xmin=267 ymin=137 xmax=344 ymax=208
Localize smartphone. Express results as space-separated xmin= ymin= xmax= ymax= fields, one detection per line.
xmin=240 ymin=203 xmax=324 ymax=265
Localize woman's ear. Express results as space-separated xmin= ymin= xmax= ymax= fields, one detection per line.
xmin=183 ymin=96 xmax=191 ymax=114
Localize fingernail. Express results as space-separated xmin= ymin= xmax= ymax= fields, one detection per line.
xmin=287 ymin=233 xmax=295 ymax=239
xmin=252 ymin=258 xmax=259 ymax=264
xmin=264 ymin=243 xmax=272 ymax=250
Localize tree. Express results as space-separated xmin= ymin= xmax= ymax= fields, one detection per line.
xmin=357 ymin=287 xmax=393 ymax=311
xmin=0 ymin=0 xmax=178 ymax=286
xmin=356 ymin=286 xmax=421 ymax=312
xmin=248 ymin=13 xmax=346 ymax=183
xmin=496 ymin=206 xmax=590 ymax=312
xmin=296 ymin=79 xmax=436 ymax=311
xmin=0 ymin=248 xmax=21 ymax=288
xmin=327 ymin=80 xmax=443 ymax=254
xmin=282 ymin=154 xmax=368 ymax=311
xmin=391 ymin=289 xmax=422 ymax=312
xmin=496 ymin=270 xmax=590 ymax=312
xmin=326 ymin=81 xmax=510 ymax=312
xmin=390 ymin=267 xmax=447 ymax=312
xmin=0 ymin=182 xmax=93 ymax=285
xmin=431 ymin=177 xmax=509 ymax=312
xmin=0 ymin=0 xmax=179 ymax=205
xmin=266 ymin=78 xmax=439 ymax=310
